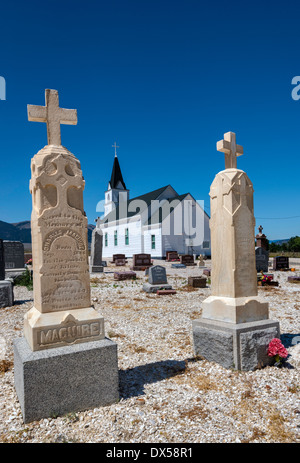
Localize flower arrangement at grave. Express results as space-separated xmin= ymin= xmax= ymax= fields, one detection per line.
xmin=258 ymin=272 xmax=273 ymax=286
xmin=26 ymin=258 xmax=32 ymax=266
xmin=267 ymin=338 xmax=288 ymax=367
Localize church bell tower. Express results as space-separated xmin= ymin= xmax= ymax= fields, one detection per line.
xmin=104 ymin=143 xmax=129 ymax=216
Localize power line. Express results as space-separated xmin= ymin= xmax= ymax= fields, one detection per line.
xmin=256 ymin=216 xmax=300 ymax=220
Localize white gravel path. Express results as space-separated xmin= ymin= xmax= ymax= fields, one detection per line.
xmin=0 ymin=259 xmax=299 ymax=443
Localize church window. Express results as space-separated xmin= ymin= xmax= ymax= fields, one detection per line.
xmin=151 ymin=234 xmax=156 ymax=250
xmin=105 ymin=233 xmax=108 ymax=247
xmin=114 ymin=230 xmax=118 ymax=246
xmin=125 ymin=228 xmax=129 ymax=245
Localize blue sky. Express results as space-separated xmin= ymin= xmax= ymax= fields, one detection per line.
xmin=0 ymin=0 xmax=299 ymax=240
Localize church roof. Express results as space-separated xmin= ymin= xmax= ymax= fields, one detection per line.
xmin=99 ymin=185 xmax=197 ymax=225
xmin=109 ymin=155 xmax=126 ymax=190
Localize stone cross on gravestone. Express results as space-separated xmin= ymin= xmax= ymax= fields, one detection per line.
xmin=217 ymin=131 xmax=243 ymax=169
xmin=258 ymin=225 xmax=263 ymax=234
xmin=27 ymin=89 xmax=77 ymax=146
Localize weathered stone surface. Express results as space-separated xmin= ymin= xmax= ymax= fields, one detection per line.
xmin=3 ymin=241 xmax=25 ymax=269
xmin=0 ymin=240 xmax=5 ymax=280
xmin=188 ymin=276 xmax=207 ymax=288
xmin=193 ymin=323 xmax=234 ymax=369
xmin=0 ymin=281 xmax=14 ymax=308
xmin=148 ymin=265 xmax=167 ymax=285
xmin=142 ymin=283 xmax=172 ymax=293
xmin=193 ymin=318 xmax=280 ymax=371
xmin=14 ymin=336 xmax=119 ymax=423
xmin=90 ymin=229 xmax=103 ymax=273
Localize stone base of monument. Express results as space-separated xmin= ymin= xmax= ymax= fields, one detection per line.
xmin=142 ymin=283 xmax=173 ymax=293
xmin=192 ymin=318 xmax=280 ymax=371
xmin=14 ymin=336 xmax=119 ymax=423
xmin=0 ymin=280 xmax=14 ymax=308
xmin=89 ymin=265 xmax=104 ymax=273
xmin=201 ymin=295 xmax=269 ymax=324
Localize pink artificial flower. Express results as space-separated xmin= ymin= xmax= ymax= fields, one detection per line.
xmin=267 ymin=338 xmax=288 ymax=359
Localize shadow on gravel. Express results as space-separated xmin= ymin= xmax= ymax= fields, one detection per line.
xmin=119 ymin=357 xmax=197 ymax=399
xmin=13 ymin=299 xmax=33 ymax=305
xmin=281 ymin=333 xmax=300 ymax=348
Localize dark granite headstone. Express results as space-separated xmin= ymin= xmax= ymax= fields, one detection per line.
xmin=0 ymin=239 xmax=5 ymax=280
xmin=180 ymin=254 xmax=196 ymax=266
xmin=166 ymin=251 xmax=180 ymax=262
xmin=114 ymin=271 xmax=136 ymax=281
xmin=90 ymin=229 xmax=104 ymax=272
xmin=148 ymin=265 xmax=168 ymax=285
xmin=273 ymin=256 xmax=289 ymax=270
xmin=255 ymin=247 xmax=269 ymax=273
xmin=188 ymin=276 xmax=207 ymax=288
xmin=131 ymin=253 xmax=152 ymax=270
xmin=3 ymin=241 xmax=24 ymax=269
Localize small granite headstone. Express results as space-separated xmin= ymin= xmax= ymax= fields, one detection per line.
xmin=3 ymin=241 xmax=25 ymax=269
xmin=273 ymin=256 xmax=289 ymax=271
xmin=131 ymin=253 xmax=152 ymax=271
xmin=180 ymin=254 xmax=196 ymax=266
xmin=110 ymin=254 xmax=127 ymax=264
xmin=171 ymin=263 xmax=186 ymax=269
xmin=166 ymin=251 xmax=180 ymax=262
xmin=114 ymin=271 xmax=136 ymax=281
xmin=143 ymin=265 xmax=173 ymax=293
xmin=288 ymin=276 xmax=300 ymax=284
xmin=188 ymin=276 xmax=207 ymax=288
xmin=148 ymin=265 xmax=168 ymax=285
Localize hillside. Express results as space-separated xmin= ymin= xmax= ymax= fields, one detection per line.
xmin=0 ymin=220 xmax=95 ymax=244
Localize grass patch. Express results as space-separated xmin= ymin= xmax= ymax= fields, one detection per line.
xmin=14 ymin=269 xmax=33 ymax=291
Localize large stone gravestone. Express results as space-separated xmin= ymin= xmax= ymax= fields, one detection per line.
xmin=3 ymin=241 xmax=25 ymax=269
xmin=131 ymin=253 xmax=152 ymax=270
xmin=143 ymin=265 xmax=173 ymax=293
xmin=255 ymin=247 xmax=269 ymax=273
xmin=273 ymin=256 xmax=289 ymax=270
xmin=0 ymin=239 xmax=14 ymax=308
xmin=14 ymin=89 xmax=118 ymax=423
xmin=90 ymin=228 xmax=104 ymax=273
xmin=192 ymin=132 xmax=280 ymax=371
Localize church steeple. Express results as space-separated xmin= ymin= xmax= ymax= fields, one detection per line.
xmin=109 ymin=154 xmax=127 ymax=190
xmin=104 ymin=144 xmax=129 ymax=217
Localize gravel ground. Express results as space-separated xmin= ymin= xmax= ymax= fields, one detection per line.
xmin=0 ymin=259 xmax=299 ymax=443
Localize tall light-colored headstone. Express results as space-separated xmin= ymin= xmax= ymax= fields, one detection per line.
xmin=14 ymin=89 xmax=118 ymax=423
xmin=24 ymin=89 xmax=104 ymax=351
xmin=192 ymin=132 xmax=280 ymax=371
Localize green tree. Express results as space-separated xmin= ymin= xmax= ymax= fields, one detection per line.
xmin=288 ymin=236 xmax=300 ymax=252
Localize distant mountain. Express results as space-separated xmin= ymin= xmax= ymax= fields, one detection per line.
xmin=269 ymin=239 xmax=290 ymax=244
xmin=0 ymin=220 xmax=95 ymax=244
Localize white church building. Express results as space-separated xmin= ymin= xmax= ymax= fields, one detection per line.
xmin=95 ymin=152 xmax=211 ymax=259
